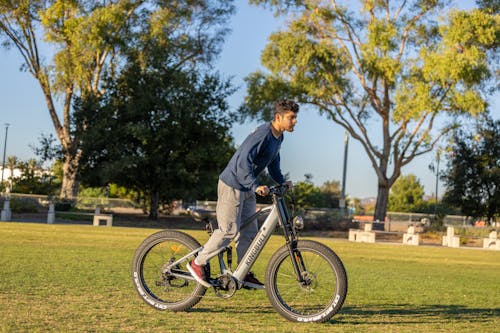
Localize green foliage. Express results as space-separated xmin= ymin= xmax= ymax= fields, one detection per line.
xmin=388 ymin=174 xmax=425 ymax=212
xmin=320 ymin=180 xmax=341 ymax=208
xmin=11 ymin=179 xmax=53 ymax=196
xmin=411 ymin=200 xmax=461 ymax=216
xmin=290 ymin=175 xmax=341 ymax=210
xmin=78 ymin=186 xmax=109 ymax=198
xmin=108 ymin=183 xmax=138 ymax=200
xmin=293 ymin=180 xmax=324 ymax=210
xmin=75 ymin=40 xmax=236 ymax=219
xmin=442 ymin=116 xmax=500 ymax=221
xmin=54 ymin=200 xmax=75 ymax=211
xmin=7 ymin=197 xmax=41 ymax=213
xmin=244 ymin=0 xmax=499 ymax=221
xmin=476 ymin=0 xmax=500 ymax=14
xmin=403 ymin=9 xmax=498 ymax=118
xmin=9 ymin=158 xmax=59 ymax=196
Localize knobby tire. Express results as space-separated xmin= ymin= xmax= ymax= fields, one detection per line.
xmin=131 ymin=230 xmax=206 ymax=311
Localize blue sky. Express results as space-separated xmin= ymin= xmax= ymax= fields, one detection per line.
xmin=0 ymin=1 xmax=498 ymax=199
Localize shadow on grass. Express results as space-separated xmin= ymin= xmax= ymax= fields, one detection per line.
xmin=336 ymin=304 xmax=499 ymax=325
xmin=187 ymin=304 xmax=276 ymax=315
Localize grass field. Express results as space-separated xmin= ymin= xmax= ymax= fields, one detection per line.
xmin=0 ymin=221 xmax=499 ymax=333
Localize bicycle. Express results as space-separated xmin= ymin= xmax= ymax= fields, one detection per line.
xmin=131 ymin=184 xmax=348 ymax=323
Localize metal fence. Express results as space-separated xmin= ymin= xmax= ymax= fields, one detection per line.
xmin=2 ymin=193 xmax=495 ymax=226
xmin=3 ymin=193 xmax=139 ymax=210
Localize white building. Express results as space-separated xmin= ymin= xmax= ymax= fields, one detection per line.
xmin=0 ymin=167 xmax=22 ymax=180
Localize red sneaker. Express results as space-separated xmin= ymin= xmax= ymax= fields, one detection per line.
xmin=187 ymin=259 xmax=211 ymax=288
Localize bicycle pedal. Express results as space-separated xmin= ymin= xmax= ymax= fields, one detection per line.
xmin=242 ymin=282 xmax=265 ymax=290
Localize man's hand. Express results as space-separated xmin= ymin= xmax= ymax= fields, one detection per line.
xmin=283 ymin=181 xmax=293 ymax=190
xmin=255 ymin=185 xmax=270 ymax=196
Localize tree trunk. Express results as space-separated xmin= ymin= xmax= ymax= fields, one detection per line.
xmin=374 ymin=181 xmax=389 ymax=222
xmin=60 ymin=153 xmax=80 ymax=199
xmin=149 ymin=190 xmax=159 ymax=220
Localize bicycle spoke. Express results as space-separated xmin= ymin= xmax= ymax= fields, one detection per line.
xmin=266 ymin=240 xmax=347 ymax=322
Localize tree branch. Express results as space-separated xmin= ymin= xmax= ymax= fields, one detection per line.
xmin=393 ymin=0 xmax=408 ymax=21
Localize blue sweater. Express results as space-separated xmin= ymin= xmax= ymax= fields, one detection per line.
xmin=220 ymin=123 xmax=285 ymax=192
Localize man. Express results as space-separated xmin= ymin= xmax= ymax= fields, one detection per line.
xmin=187 ymin=99 xmax=299 ymax=288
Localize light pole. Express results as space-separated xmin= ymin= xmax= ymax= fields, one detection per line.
xmin=434 ymin=148 xmax=441 ymax=218
xmin=340 ymin=130 xmax=349 ymax=216
xmin=1 ymin=123 xmax=10 ymax=186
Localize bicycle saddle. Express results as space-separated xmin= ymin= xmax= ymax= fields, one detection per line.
xmin=189 ymin=208 xmax=216 ymax=222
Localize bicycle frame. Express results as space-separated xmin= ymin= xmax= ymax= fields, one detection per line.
xmin=232 ymin=205 xmax=278 ymax=282
xmin=232 ymin=189 xmax=300 ymax=284
xmin=164 ymin=186 xmax=305 ymax=290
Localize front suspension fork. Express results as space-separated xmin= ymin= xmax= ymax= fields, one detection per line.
xmin=287 ymin=241 xmax=311 ymax=285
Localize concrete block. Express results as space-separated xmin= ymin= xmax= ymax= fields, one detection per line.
xmin=1 ymin=199 xmax=11 ymax=221
xmin=403 ymin=233 xmax=420 ymax=245
xmin=483 ymin=231 xmax=499 ymax=250
xmin=348 ymin=229 xmax=375 ymax=243
xmin=348 ymin=229 xmax=357 ymax=242
xmin=93 ymin=214 xmax=113 ymax=227
xmin=442 ymin=227 xmax=460 ymax=248
xmin=47 ymin=203 xmax=55 ymax=224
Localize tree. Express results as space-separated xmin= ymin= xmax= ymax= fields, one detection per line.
xmin=320 ymin=180 xmax=341 ymax=208
xmin=6 ymin=156 xmax=19 ymax=181
xmin=476 ymin=0 xmax=500 ymax=14
xmin=11 ymin=158 xmax=57 ymax=195
xmin=0 ymin=1 xmax=136 ymax=198
xmin=292 ymin=174 xmax=342 ymax=209
xmin=0 ymin=0 xmax=235 ymax=199
xmin=293 ymin=174 xmax=324 ymax=210
xmin=388 ymin=174 xmax=425 ymax=212
xmin=75 ymin=51 xmax=236 ymax=219
xmin=242 ymin=0 xmax=499 ymax=221
xmin=442 ymin=116 xmax=500 ymax=222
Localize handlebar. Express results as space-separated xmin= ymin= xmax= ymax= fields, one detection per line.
xmin=267 ymin=183 xmax=291 ymax=197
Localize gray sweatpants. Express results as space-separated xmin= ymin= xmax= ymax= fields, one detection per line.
xmin=195 ymin=179 xmax=258 ymax=265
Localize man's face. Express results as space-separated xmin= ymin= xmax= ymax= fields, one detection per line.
xmin=276 ymin=111 xmax=298 ymax=132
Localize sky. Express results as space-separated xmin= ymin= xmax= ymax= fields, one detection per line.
xmin=0 ymin=1 xmax=498 ymax=199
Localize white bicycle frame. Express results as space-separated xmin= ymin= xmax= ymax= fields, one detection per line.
xmin=229 ymin=205 xmax=278 ymax=283
xmin=164 ymin=189 xmax=292 ymax=289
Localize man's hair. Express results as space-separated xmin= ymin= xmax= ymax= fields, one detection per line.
xmin=274 ymin=99 xmax=299 ymax=116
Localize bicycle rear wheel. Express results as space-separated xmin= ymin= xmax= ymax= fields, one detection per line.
xmin=131 ymin=230 xmax=206 ymax=311
xmin=265 ymin=240 xmax=347 ymax=322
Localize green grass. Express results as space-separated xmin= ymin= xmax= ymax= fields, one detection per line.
xmin=0 ymin=222 xmax=499 ymax=333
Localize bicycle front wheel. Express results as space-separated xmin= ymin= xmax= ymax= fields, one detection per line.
xmin=265 ymin=240 xmax=347 ymax=323
xmin=131 ymin=230 xmax=206 ymax=311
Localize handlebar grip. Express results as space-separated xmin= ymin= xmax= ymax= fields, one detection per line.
xmin=268 ymin=183 xmax=290 ymax=196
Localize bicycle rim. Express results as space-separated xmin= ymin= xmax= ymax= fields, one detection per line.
xmin=266 ymin=241 xmax=347 ymax=322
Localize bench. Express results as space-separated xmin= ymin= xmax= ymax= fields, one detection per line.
xmin=46 ymin=205 xmax=113 ymax=226
xmin=348 ymin=223 xmax=376 ymax=243
xmin=349 ymin=223 xmax=420 ymax=245
xmin=442 ymin=226 xmax=488 ymax=249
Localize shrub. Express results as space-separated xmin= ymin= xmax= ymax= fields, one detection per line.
xmin=55 ymin=200 xmax=75 ymax=211
xmin=8 ymin=197 xmax=42 ymax=213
